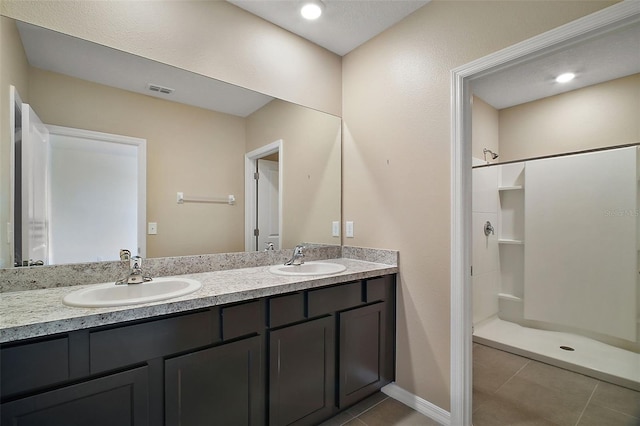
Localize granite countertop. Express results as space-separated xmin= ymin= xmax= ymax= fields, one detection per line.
xmin=0 ymin=258 xmax=397 ymax=344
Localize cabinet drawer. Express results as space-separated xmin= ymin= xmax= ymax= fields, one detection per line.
xmin=307 ymin=281 xmax=363 ymax=317
xmin=221 ymin=300 xmax=263 ymax=340
xmin=90 ymin=310 xmax=216 ymax=374
xmin=268 ymin=293 xmax=305 ymax=328
xmin=1 ymin=336 xmax=69 ymax=397
xmin=365 ymin=276 xmax=389 ymax=302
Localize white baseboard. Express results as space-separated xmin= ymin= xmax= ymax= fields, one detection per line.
xmin=381 ymin=382 xmax=451 ymax=425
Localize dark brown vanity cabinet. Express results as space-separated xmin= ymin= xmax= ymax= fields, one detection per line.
xmin=164 ymin=300 xmax=265 ymax=426
xmin=339 ymin=275 xmax=396 ymax=408
xmin=0 ymin=274 xmax=396 ymax=426
xmin=339 ymin=302 xmax=387 ymax=408
xmin=268 ymin=275 xmax=396 ymax=426
xmin=0 ymin=307 xmax=227 ymax=426
xmin=0 ymin=366 xmax=150 ymax=426
xmin=165 ymin=335 xmax=263 ymax=426
xmin=268 ymin=316 xmax=335 ymax=426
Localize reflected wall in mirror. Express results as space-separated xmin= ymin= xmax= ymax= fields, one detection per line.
xmin=0 ymin=16 xmax=342 ymax=267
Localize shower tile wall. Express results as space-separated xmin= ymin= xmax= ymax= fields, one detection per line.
xmin=472 ymin=159 xmax=500 ymax=325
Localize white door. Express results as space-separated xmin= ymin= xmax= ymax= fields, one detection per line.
xmin=47 ymin=126 xmax=144 ymax=264
xmin=20 ymin=104 xmax=50 ymax=266
xmin=257 ymin=159 xmax=280 ymax=250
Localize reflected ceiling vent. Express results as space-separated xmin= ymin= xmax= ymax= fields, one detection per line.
xmin=147 ymin=83 xmax=174 ymax=95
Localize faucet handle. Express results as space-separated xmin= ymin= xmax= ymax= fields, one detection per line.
xmin=120 ymin=249 xmax=131 ymax=261
xmin=484 ymin=221 xmax=495 ymax=236
xmin=130 ymin=255 xmax=143 ymax=271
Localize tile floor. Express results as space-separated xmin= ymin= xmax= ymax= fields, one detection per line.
xmin=472 ymin=343 xmax=640 ymax=426
xmin=319 ymin=391 xmax=440 ymax=426
xmin=320 ymin=343 xmax=640 ymax=426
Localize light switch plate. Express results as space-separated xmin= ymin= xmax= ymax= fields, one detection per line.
xmin=346 ymin=221 xmax=354 ymax=238
xmin=332 ymin=221 xmax=340 ymax=237
xmin=148 ymin=222 xmax=158 ymax=235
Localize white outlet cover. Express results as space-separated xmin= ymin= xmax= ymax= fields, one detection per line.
xmin=332 ymin=221 xmax=340 ymax=237
xmin=346 ymin=221 xmax=354 ymax=238
xmin=148 ymin=222 xmax=158 ymax=235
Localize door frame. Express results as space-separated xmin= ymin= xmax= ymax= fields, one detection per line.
xmin=256 ymin=159 xmax=280 ymax=251
xmin=46 ymin=125 xmax=147 ymax=258
xmin=8 ymin=86 xmax=23 ymax=267
xmin=245 ymin=140 xmax=283 ymax=251
xmin=449 ymin=3 xmax=640 ymax=425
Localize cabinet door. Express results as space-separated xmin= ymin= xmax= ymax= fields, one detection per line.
xmin=0 ymin=366 xmax=149 ymax=426
xmin=165 ymin=335 xmax=263 ymax=426
xmin=339 ymin=302 xmax=389 ymax=408
xmin=269 ymin=316 xmax=335 ymax=426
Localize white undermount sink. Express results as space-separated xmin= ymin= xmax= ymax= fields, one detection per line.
xmin=62 ymin=277 xmax=202 ymax=308
xmin=268 ymin=261 xmax=347 ymax=276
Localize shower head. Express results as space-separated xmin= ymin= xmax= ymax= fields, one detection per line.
xmin=483 ymin=148 xmax=499 ymax=161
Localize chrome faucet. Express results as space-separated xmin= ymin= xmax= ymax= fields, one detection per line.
xmin=264 ymin=242 xmax=275 ymax=251
xmin=119 ymin=249 xmax=131 ymax=261
xmin=116 ymin=255 xmax=153 ymax=285
xmin=285 ymin=244 xmax=305 ymax=266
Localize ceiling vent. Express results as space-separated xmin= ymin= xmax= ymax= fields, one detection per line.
xmin=147 ymin=83 xmax=174 ymax=95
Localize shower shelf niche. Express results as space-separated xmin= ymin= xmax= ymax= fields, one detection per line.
xmin=498 ymin=162 xmax=526 ymax=312
xmin=497 ymin=163 xmax=525 ymax=243
xmin=498 ymin=239 xmax=524 ymax=245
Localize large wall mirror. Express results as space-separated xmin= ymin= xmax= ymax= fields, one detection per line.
xmin=0 ymin=16 xmax=342 ymax=268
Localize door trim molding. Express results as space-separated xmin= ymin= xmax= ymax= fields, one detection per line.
xmin=8 ymin=86 xmax=24 ymax=268
xmin=450 ymin=3 xmax=640 ymax=425
xmin=245 ymin=140 xmax=283 ymax=251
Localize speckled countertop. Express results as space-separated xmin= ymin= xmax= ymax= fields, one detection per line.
xmin=0 ymin=258 xmax=397 ymax=344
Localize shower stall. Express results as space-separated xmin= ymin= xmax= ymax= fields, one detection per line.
xmin=472 ymin=144 xmax=640 ymax=390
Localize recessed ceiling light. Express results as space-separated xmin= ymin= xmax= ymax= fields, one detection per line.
xmin=555 ymin=72 xmax=576 ymax=83
xmin=301 ymin=0 xmax=324 ymax=20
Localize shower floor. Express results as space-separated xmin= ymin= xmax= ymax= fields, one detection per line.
xmin=473 ymin=317 xmax=640 ymax=391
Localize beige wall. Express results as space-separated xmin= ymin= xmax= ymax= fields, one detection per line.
xmin=0 ymin=1 xmax=342 ymax=116
xmin=1 ymin=0 xmax=623 ymax=414
xmin=472 ymin=96 xmax=499 ymax=161
xmin=246 ymin=100 xmax=342 ymax=248
xmin=342 ymin=0 xmax=616 ymax=410
xmin=0 ymin=17 xmax=30 ymax=267
xmin=28 ymin=67 xmax=246 ymax=258
xmin=499 ymin=73 xmax=640 ymax=162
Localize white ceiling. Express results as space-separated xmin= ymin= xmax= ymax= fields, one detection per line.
xmin=227 ymin=0 xmax=430 ymax=56
xmin=227 ymin=0 xmax=639 ymax=109
xmin=472 ymin=20 xmax=640 ymax=109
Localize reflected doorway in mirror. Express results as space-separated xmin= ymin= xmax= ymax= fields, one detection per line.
xmin=46 ymin=125 xmax=146 ymax=264
xmin=245 ymin=140 xmax=282 ymax=251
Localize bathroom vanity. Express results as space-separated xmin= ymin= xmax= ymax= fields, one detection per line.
xmin=0 ymin=257 xmax=396 ymax=426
